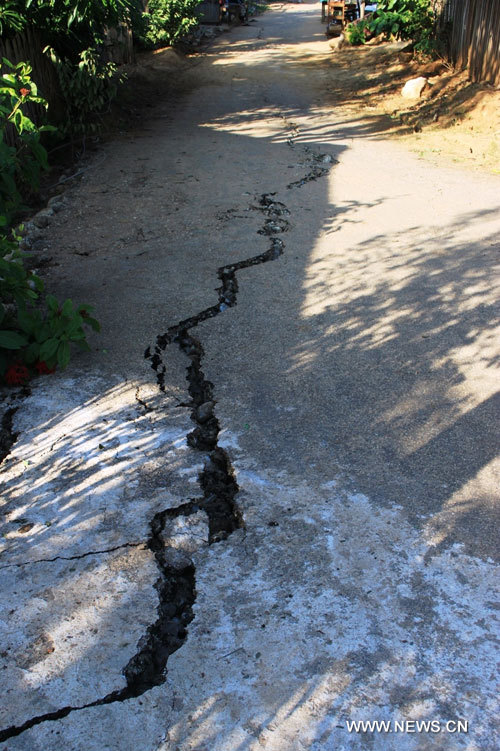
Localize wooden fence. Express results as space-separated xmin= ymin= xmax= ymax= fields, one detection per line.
xmin=102 ymin=25 xmax=135 ymax=65
xmin=436 ymin=0 xmax=500 ymax=85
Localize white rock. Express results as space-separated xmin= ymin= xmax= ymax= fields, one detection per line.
xmin=401 ymin=76 xmax=427 ymax=99
xmin=329 ymin=33 xmax=345 ymax=52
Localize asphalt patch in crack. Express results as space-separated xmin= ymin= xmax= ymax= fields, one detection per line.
xmin=280 ymin=113 xmax=338 ymax=188
xmin=287 ymin=148 xmax=337 ymax=189
xmin=0 ymin=125 xmax=335 ymax=744
xmin=287 ymin=159 xmax=334 ymax=189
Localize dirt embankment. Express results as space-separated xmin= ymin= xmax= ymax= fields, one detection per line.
xmin=322 ymin=41 xmax=500 ymax=174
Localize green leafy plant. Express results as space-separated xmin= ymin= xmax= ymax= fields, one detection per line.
xmin=45 ymin=46 xmax=124 ymax=138
xmin=0 ymin=1 xmax=143 ymax=51
xmin=346 ymin=19 xmax=370 ymax=46
xmin=15 ymin=295 xmax=100 ymax=370
xmin=139 ymin=0 xmax=202 ymax=48
xmin=369 ymin=0 xmax=435 ymax=50
xmin=0 ymin=59 xmax=100 ymax=384
xmin=0 ymin=228 xmax=42 ymax=306
xmin=0 ymin=237 xmax=100 ymax=381
xmin=0 ymin=227 xmax=100 ymax=382
xmin=0 ymin=1 xmax=26 ymax=36
xmin=0 ymin=59 xmax=55 ymax=223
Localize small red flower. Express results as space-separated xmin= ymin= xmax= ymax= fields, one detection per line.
xmin=19 ymin=87 xmax=30 ymax=98
xmin=5 ymin=363 xmax=30 ymax=385
xmin=34 ymin=360 xmax=56 ymax=375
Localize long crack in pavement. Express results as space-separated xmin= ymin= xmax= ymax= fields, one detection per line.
xmin=0 ymin=120 xmax=334 ymax=744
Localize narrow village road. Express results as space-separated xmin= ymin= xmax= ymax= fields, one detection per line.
xmin=1 ymin=3 xmax=499 ymax=750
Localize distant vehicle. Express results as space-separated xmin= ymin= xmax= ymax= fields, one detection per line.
xmin=197 ymin=0 xmax=248 ymax=24
xmin=221 ymin=0 xmax=248 ymax=23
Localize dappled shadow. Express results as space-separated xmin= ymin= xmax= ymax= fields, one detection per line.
xmin=289 ymin=210 xmax=499 ymax=556
xmin=1 ymin=380 xmax=193 ymax=562
xmin=0 ymin=378 xmax=199 ymax=729
xmin=393 ymin=76 xmax=497 ymax=131
xmin=115 ymin=3 xmax=497 ymax=147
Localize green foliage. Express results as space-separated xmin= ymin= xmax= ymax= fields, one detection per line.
xmin=0 ymin=59 xmax=55 ymax=223
xmin=0 ymin=228 xmax=42 ymax=309
xmin=0 ymin=60 xmax=100 ymax=382
xmin=346 ymin=20 xmax=370 ymax=46
xmin=0 ymin=1 xmax=143 ymax=52
xmin=14 ymin=295 xmax=100 ymax=370
xmin=0 ymin=229 xmax=100 ymax=380
xmin=0 ymin=1 xmax=26 ymax=36
xmin=369 ymin=0 xmax=435 ymax=50
xmin=139 ymin=0 xmax=202 ymax=48
xmin=0 ymin=229 xmax=43 ymax=379
xmin=46 ymin=46 xmax=124 ymax=138
xmin=1 ymin=4 xmax=136 ymax=148
xmin=369 ymin=10 xmax=409 ymax=38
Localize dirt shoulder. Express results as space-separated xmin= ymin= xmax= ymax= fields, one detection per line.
xmin=323 ymin=41 xmax=500 ymax=174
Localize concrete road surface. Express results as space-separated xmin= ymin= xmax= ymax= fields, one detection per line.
xmin=1 ymin=3 xmax=498 ymax=750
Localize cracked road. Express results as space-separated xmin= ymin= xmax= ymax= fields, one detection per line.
xmin=1 ymin=3 xmax=499 ymax=750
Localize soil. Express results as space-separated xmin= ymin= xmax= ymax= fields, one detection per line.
xmin=322 ymin=41 xmax=500 ymax=174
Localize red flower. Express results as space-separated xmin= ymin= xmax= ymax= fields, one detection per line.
xmin=5 ymin=363 xmax=30 ymax=385
xmin=19 ymin=87 xmax=30 ymax=98
xmin=35 ymin=360 xmax=56 ymax=375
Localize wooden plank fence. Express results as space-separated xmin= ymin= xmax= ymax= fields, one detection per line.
xmin=436 ymin=0 xmax=500 ymax=85
xmin=102 ymin=25 xmax=135 ymax=65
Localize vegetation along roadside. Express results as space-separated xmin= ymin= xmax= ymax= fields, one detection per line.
xmin=0 ymin=0 xmax=208 ymax=386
